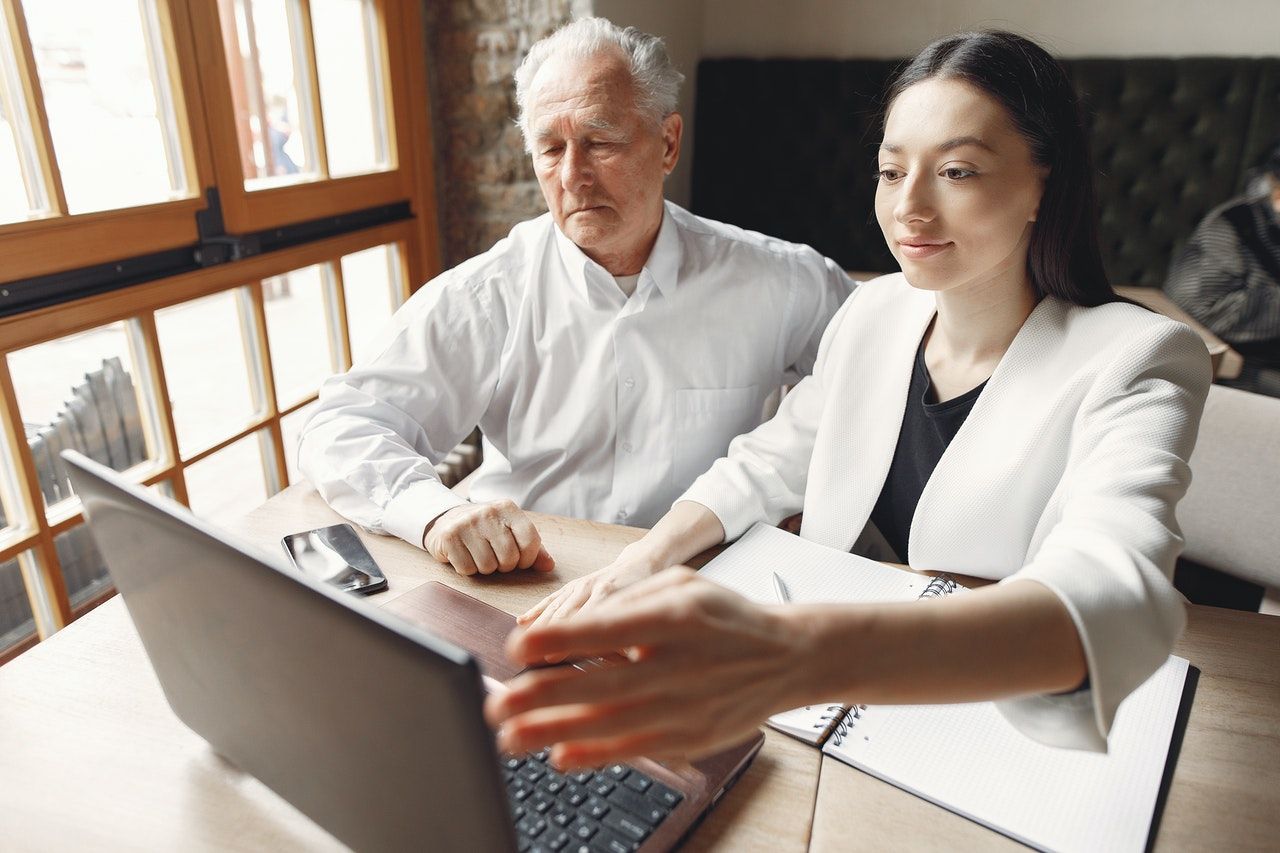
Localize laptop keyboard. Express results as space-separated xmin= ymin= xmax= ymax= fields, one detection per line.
xmin=504 ymin=750 xmax=683 ymax=852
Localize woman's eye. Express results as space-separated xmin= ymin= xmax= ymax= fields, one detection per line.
xmin=876 ymin=169 xmax=903 ymax=182
xmin=942 ymin=167 xmax=975 ymax=180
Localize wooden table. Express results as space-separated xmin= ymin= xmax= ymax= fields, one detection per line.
xmin=1 ymin=485 xmax=1277 ymax=851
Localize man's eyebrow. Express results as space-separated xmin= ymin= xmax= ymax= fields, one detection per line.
xmin=879 ymin=136 xmax=996 ymax=155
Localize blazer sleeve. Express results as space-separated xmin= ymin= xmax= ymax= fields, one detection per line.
xmin=677 ymin=287 xmax=861 ymax=540
xmin=996 ymin=319 xmax=1212 ymax=751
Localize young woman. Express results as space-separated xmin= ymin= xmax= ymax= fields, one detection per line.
xmin=487 ymin=31 xmax=1212 ymax=769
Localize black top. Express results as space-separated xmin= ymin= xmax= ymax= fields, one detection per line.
xmin=869 ymin=341 xmax=987 ymax=562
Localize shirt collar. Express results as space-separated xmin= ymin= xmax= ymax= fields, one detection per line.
xmin=550 ymin=202 xmax=681 ymax=304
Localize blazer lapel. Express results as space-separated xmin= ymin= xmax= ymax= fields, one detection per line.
xmin=801 ymin=278 xmax=936 ymax=552
xmin=909 ymin=297 xmax=1072 ymax=575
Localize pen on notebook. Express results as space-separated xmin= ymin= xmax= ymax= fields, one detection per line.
xmin=771 ymin=571 xmax=791 ymax=604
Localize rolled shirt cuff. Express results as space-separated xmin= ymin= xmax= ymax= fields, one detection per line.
xmin=381 ymin=479 xmax=469 ymax=550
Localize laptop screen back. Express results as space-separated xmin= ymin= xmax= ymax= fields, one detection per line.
xmin=64 ymin=452 xmax=517 ymax=852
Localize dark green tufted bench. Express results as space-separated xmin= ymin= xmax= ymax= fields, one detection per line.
xmin=690 ymin=57 xmax=1280 ymax=286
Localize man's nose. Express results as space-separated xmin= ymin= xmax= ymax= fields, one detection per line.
xmin=894 ymin=173 xmax=936 ymax=225
xmin=560 ymin=143 xmax=593 ymax=192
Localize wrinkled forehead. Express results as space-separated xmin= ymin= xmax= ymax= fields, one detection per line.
xmin=527 ymin=50 xmax=640 ymax=133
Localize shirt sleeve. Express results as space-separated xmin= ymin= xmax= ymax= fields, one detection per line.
xmin=679 ymin=287 xmax=861 ymax=539
xmin=297 ymin=272 xmax=505 ymax=549
xmin=1164 ymin=207 xmax=1280 ymax=345
xmin=996 ymin=319 xmax=1211 ymax=751
xmin=781 ymin=248 xmax=857 ymax=384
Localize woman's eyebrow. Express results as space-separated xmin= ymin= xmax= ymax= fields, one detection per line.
xmin=879 ymin=136 xmax=996 ymax=155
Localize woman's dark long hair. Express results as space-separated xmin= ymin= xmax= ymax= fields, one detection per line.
xmin=885 ymin=31 xmax=1116 ymax=306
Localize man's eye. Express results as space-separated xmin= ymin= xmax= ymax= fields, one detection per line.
xmin=540 ymin=146 xmax=563 ymax=156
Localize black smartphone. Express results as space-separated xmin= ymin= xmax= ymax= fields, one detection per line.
xmin=281 ymin=523 xmax=388 ymax=595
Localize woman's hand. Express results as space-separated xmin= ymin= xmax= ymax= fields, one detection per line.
xmin=486 ymin=567 xmax=815 ymax=769
xmin=517 ymin=541 xmax=668 ymax=629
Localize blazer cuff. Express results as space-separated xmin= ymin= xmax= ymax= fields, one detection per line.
xmin=382 ymin=479 xmax=468 ymax=550
xmin=677 ymin=474 xmax=765 ymax=542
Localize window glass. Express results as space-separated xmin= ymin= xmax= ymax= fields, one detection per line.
xmin=262 ymin=264 xmax=338 ymax=409
xmin=0 ymin=551 xmax=35 ymax=653
xmin=55 ymin=524 xmax=110 ymax=609
xmin=225 ymin=0 xmax=317 ymax=187
xmin=8 ymin=321 xmax=156 ymax=511
xmin=19 ymin=0 xmax=187 ymax=213
xmin=280 ymin=399 xmax=319 ymax=486
xmin=156 ymin=290 xmax=261 ymax=459
xmin=184 ymin=430 xmax=270 ymax=526
xmin=0 ymin=35 xmax=46 ymax=223
xmin=311 ymin=0 xmax=388 ymax=176
xmin=341 ymin=243 xmax=403 ymax=364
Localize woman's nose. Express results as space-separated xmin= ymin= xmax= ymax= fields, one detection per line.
xmin=894 ymin=174 xmax=936 ymax=224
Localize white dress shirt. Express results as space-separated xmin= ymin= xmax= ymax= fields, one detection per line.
xmin=299 ymin=201 xmax=854 ymax=546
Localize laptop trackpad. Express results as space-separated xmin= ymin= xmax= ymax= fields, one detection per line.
xmin=380 ymin=581 xmax=523 ymax=680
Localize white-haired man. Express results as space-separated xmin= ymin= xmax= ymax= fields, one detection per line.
xmin=300 ymin=18 xmax=853 ymax=576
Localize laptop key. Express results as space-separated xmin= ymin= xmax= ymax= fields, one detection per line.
xmin=530 ymin=791 xmax=556 ymax=814
xmin=549 ymin=805 xmax=576 ymax=828
xmin=546 ymin=830 xmax=571 ymax=851
xmin=588 ymin=829 xmax=639 ymax=853
xmin=563 ymin=782 xmax=588 ymax=806
xmin=504 ymin=756 xmax=525 ymax=771
xmin=587 ymin=778 xmax=615 ymax=798
xmin=569 ymin=817 xmax=600 ymax=841
xmin=605 ymin=764 xmax=630 ymax=781
xmin=622 ymin=774 xmax=651 ymax=794
xmin=516 ymin=816 xmax=548 ymax=839
xmin=570 ymin=770 xmax=595 ymax=785
xmin=645 ymin=780 xmax=683 ymax=809
xmin=605 ymin=785 xmax=662 ymax=827
xmin=519 ymin=763 xmax=547 ymax=784
xmin=583 ymin=796 xmax=610 ymax=820
xmin=542 ymin=771 xmax=568 ymax=794
xmin=601 ymin=809 xmax=650 ymax=844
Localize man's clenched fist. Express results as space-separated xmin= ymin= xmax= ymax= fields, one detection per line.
xmin=423 ymin=500 xmax=555 ymax=576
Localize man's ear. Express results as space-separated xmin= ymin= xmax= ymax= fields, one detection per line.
xmin=662 ymin=113 xmax=683 ymax=175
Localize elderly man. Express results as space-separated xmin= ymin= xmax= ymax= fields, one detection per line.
xmin=299 ymin=17 xmax=853 ymax=576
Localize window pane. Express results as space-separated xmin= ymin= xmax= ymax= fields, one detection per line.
xmin=20 ymin=0 xmax=187 ymax=213
xmin=184 ymin=430 xmax=270 ymax=526
xmin=156 ymin=290 xmax=262 ymax=459
xmin=55 ymin=524 xmax=110 ymax=609
xmin=0 ymin=35 xmax=46 ymax=223
xmin=263 ymin=264 xmax=338 ymax=409
xmin=312 ymin=0 xmax=388 ymax=177
xmin=280 ymin=399 xmax=319 ymax=486
xmin=0 ymin=552 xmax=35 ymax=653
xmin=8 ymin=321 xmax=156 ymax=511
xmin=225 ymin=0 xmax=318 ymax=187
xmin=341 ymin=244 xmax=403 ymax=364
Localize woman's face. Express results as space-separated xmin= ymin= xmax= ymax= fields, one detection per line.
xmin=875 ymin=78 xmax=1046 ymax=296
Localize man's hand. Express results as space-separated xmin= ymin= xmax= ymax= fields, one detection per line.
xmin=485 ymin=568 xmax=813 ymax=769
xmin=517 ymin=541 xmax=667 ymax=630
xmin=423 ymin=500 xmax=555 ymax=576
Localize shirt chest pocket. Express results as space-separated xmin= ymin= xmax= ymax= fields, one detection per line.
xmin=672 ymin=385 xmax=762 ymax=488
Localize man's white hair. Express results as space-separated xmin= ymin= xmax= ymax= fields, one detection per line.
xmin=514 ymin=17 xmax=684 ymax=150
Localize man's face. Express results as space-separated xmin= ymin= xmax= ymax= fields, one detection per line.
xmin=526 ymin=50 xmax=681 ymax=273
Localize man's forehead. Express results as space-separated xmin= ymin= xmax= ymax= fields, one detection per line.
xmin=528 ymin=51 xmax=636 ymax=120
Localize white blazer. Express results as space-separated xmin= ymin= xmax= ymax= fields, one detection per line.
xmin=680 ymin=274 xmax=1212 ymax=750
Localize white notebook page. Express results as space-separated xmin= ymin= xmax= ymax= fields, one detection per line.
xmin=824 ymin=656 xmax=1187 ymax=853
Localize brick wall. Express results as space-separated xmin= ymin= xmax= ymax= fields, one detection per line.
xmin=423 ymin=0 xmax=594 ymax=268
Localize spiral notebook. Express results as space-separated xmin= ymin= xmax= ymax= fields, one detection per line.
xmin=698 ymin=523 xmax=1190 ymax=853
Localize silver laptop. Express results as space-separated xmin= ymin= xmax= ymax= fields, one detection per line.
xmin=65 ymin=451 xmax=761 ymax=852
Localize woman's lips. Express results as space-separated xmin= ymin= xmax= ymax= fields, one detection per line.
xmin=898 ymin=240 xmax=953 ymax=260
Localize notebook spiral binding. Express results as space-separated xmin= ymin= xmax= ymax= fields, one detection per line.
xmin=828 ymin=705 xmax=865 ymax=747
xmin=919 ymin=574 xmax=958 ymax=598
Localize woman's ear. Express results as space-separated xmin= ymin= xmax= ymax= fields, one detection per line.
xmin=1030 ymin=166 xmax=1050 ymax=222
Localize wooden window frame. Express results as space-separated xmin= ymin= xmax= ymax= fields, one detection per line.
xmin=0 ymin=220 xmax=415 ymax=647
xmin=0 ymin=0 xmax=215 ymax=282
xmin=193 ymin=0 xmax=417 ymax=233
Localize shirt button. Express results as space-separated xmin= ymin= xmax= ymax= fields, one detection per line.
xmin=623 ymin=377 xmax=635 ymax=389
xmin=621 ymin=442 xmax=633 ymax=453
